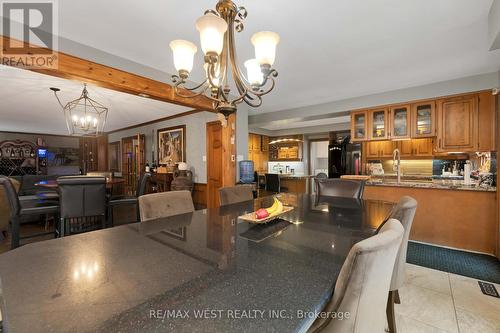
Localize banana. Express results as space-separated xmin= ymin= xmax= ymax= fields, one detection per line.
xmin=269 ymin=199 xmax=284 ymax=217
xmin=266 ymin=197 xmax=283 ymax=216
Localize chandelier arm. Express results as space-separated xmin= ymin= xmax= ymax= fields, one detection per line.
xmin=172 ymin=79 xmax=212 ymax=99
xmin=172 ymin=76 xmax=208 ymax=92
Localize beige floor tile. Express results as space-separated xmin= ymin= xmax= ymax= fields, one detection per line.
xmin=449 ymin=273 xmax=500 ymax=323
xmin=455 ymin=307 xmax=500 ymax=333
xmin=404 ymin=263 xmax=451 ymax=295
xmin=395 ymin=284 xmax=459 ymax=333
xmin=396 ymin=314 xmax=454 ymax=333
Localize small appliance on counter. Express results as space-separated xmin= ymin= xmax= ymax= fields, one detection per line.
xmin=36 ymin=147 xmax=48 ymax=175
xmin=328 ymin=135 xmax=362 ymax=178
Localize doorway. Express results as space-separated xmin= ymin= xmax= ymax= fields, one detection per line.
xmin=206 ymin=121 xmax=223 ymax=208
xmin=121 ymin=134 xmax=145 ymax=195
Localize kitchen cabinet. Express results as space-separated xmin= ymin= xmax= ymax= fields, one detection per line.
xmin=269 ymin=135 xmax=303 ymax=161
xmin=398 ymin=138 xmax=433 ymax=157
xmin=261 ymin=136 xmax=269 ymax=151
xmin=411 ymin=101 xmax=436 ymax=138
xmin=369 ymin=108 xmax=389 ymax=140
xmin=351 ymin=111 xmax=368 ymax=141
xmin=389 ymin=104 xmax=411 ymax=139
xmin=477 ymin=92 xmax=496 ymax=152
xmin=364 ymin=140 xmax=396 ymax=159
xmin=436 ymin=95 xmax=477 ymax=152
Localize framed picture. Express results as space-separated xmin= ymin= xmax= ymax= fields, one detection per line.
xmin=157 ymin=125 xmax=186 ymax=165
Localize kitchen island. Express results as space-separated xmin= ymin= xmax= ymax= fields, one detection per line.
xmin=363 ymin=179 xmax=497 ymax=255
xmin=278 ymin=174 xmax=314 ymax=193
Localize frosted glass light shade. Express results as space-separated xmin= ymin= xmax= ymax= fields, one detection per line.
xmin=244 ymin=59 xmax=263 ymax=86
xmin=251 ymin=31 xmax=280 ymax=66
xmin=195 ymin=13 xmax=228 ymax=55
xmin=169 ymin=40 xmax=197 ymax=73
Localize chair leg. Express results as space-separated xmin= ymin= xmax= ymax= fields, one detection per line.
xmin=10 ymin=216 xmax=20 ymax=249
xmin=59 ymin=218 xmax=65 ymax=237
xmin=394 ymin=289 xmax=401 ymax=304
xmin=386 ymin=290 xmax=397 ymax=333
xmin=136 ymin=203 xmax=140 ymax=222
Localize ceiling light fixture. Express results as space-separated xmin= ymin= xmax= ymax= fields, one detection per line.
xmin=50 ymin=84 xmax=108 ymax=137
xmin=169 ymin=0 xmax=280 ymax=119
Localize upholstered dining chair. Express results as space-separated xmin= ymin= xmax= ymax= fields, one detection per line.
xmin=0 ymin=176 xmax=59 ymax=249
xmin=315 ymin=179 xmax=365 ymax=199
xmin=384 ymin=196 xmax=418 ymax=333
xmin=57 ymin=176 xmax=107 ymax=236
xmin=307 ymin=219 xmax=404 ymax=333
xmin=138 ymin=190 xmax=194 ymax=222
xmin=0 ymin=178 xmax=20 ymax=238
xmin=219 ymin=185 xmax=254 ymax=206
xmin=107 ymin=173 xmax=150 ymax=225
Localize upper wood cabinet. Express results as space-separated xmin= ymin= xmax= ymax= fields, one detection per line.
xmin=369 ymin=108 xmax=389 ymax=140
xmin=261 ymin=136 xmax=269 ymax=151
xmin=411 ymin=101 xmax=436 ymax=138
xmin=364 ymin=140 xmax=396 ymax=159
xmin=389 ymin=104 xmax=411 ymax=139
xmin=436 ymin=95 xmax=477 ymax=152
xmin=351 ymin=111 xmax=368 ymax=141
xmin=477 ymin=92 xmax=496 ymax=152
xmin=399 ymin=138 xmax=434 ymax=157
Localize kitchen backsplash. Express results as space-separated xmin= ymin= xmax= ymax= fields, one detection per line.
xmin=268 ymin=161 xmax=305 ymax=175
xmin=380 ymin=160 xmax=433 ymax=176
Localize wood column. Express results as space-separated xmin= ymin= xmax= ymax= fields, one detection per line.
xmin=221 ymin=114 xmax=236 ymax=187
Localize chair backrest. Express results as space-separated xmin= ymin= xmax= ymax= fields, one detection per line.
xmin=219 ymin=185 xmax=254 ymax=206
xmin=265 ymin=173 xmax=281 ymax=193
xmin=0 ymin=176 xmax=21 ymax=221
xmin=136 ymin=173 xmax=151 ymax=197
xmin=138 ymin=190 xmax=194 ymax=221
xmin=388 ymin=196 xmax=417 ymax=291
xmin=57 ymin=176 xmax=106 ymax=219
xmin=310 ymin=219 xmax=403 ymax=333
xmin=316 ymin=172 xmax=328 ymax=179
xmin=316 ymin=178 xmax=365 ymax=199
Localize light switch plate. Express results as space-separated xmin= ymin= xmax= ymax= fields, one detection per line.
xmin=202 ymin=155 xmax=206 ymax=162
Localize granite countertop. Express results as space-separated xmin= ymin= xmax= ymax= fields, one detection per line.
xmin=366 ymin=178 xmax=496 ymax=192
xmin=278 ymin=174 xmax=314 ymax=179
xmin=0 ymin=194 xmax=394 ymax=333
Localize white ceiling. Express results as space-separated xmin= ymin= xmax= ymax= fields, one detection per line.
xmin=53 ymin=0 xmax=500 ymax=114
xmin=1 ymin=0 xmax=499 ymax=134
xmin=0 ymin=65 xmax=191 ymax=135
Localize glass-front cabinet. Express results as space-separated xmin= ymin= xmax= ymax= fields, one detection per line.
xmin=411 ymin=101 xmax=436 ymax=138
xmin=389 ymin=105 xmax=411 ymax=139
xmin=370 ymin=108 xmax=389 ymax=140
xmin=351 ymin=111 xmax=368 ymax=141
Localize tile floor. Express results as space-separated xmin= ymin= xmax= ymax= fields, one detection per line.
xmin=395 ymin=263 xmax=500 ymax=333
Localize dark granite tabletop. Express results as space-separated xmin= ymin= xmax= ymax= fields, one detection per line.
xmin=0 ymin=193 xmax=393 ymax=333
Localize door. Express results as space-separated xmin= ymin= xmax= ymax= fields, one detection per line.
xmin=437 ymin=95 xmax=477 ymax=151
xmin=369 ymin=108 xmax=389 ymax=140
xmin=207 ymin=121 xmax=223 ymax=208
xmin=365 ymin=141 xmax=380 ymax=159
xmin=379 ymin=140 xmax=396 ymax=158
xmin=414 ymin=138 xmax=434 ymax=157
xmin=389 ymin=105 xmax=411 ymax=139
xmin=351 ymin=111 xmax=368 ymax=141
xmin=411 ymin=101 xmax=436 ymax=138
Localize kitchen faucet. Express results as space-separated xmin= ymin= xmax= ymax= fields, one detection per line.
xmin=392 ymin=148 xmax=401 ymax=184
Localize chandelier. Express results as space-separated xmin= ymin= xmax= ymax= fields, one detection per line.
xmin=50 ymin=84 xmax=108 ymax=137
xmin=169 ymin=0 xmax=280 ymax=118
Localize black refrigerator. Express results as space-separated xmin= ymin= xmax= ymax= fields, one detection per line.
xmin=328 ymin=135 xmax=362 ymax=178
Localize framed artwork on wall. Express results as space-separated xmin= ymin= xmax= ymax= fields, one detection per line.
xmin=157 ymin=125 xmax=186 ymax=165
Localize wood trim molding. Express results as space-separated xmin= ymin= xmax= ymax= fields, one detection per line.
xmin=0 ymin=130 xmax=77 ymax=138
xmin=1 ymin=35 xmax=214 ymax=111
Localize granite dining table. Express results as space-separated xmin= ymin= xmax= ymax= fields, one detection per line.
xmin=0 ymin=193 xmax=393 ymax=333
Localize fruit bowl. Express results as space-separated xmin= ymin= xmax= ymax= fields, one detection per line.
xmin=238 ymin=197 xmax=294 ymax=224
